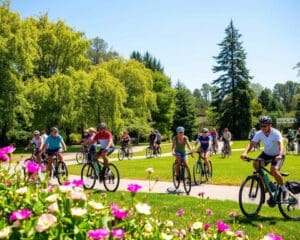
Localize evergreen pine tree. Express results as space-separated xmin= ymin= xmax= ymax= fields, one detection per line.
xmin=212 ymin=20 xmax=252 ymax=139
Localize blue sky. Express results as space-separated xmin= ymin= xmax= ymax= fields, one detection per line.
xmin=11 ymin=0 xmax=300 ymax=91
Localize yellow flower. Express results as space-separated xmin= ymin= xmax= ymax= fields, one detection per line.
xmin=192 ymin=221 xmax=203 ymax=230
xmin=0 ymin=227 xmax=11 ymax=239
xmin=144 ymin=223 xmax=153 ymax=233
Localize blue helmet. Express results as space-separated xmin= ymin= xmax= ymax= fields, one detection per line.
xmin=176 ymin=126 xmax=185 ymax=133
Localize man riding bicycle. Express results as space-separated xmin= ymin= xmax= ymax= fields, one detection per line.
xmin=120 ymin=130 xmax=131 ymax=155
xmin=25 ymin=130 xmax=44 ymax=163
xmin=210 ymin=128 xmax=219 ymax=152
xmin=149 ymin=129 xmax=157 ymax=154
xmin=172 ymin=126 xmax=193 ymax=181
xmin=43 ymin=127 xmax=67 ymax=172
xmin=221 ymin=127 xmax=232 ymax=156
xmin=194 ymin=128 xmax=212 ymax=175
xmin=89 ymin=123 xmax=115 ymax=176
xmin=240 ymin=116 xmax=288 ymax=200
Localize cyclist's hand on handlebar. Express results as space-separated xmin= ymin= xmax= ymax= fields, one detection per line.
xmin=240 ymin=154 xmax=247 ymax=160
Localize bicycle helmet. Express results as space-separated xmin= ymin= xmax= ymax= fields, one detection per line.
xmin=50 ymin=127 xmax=58 ymax=132
xmin=202 ymin=128 xmax=209 ymax=133
xmin=176 ymin=126 xmax=185 ymax=133
xmin=259 ymin=116 xmax=272 ymax=125
xmin=98 ymin=122 xmax=107 ymax=129
xmin=33 ymin=130 xmax=40 ymax=135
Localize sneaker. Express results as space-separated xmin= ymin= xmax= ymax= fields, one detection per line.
xmin=282 ymin=190 xmax=289 ymax=201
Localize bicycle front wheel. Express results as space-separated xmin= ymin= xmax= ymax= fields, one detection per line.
xmin=172 ymin=162 xmax=180 ymax=189
xmin=146 ymin=147 xmax=153 ymax=158
xmin=56 ymin=161 xmax=68 ymax=185
xmin=76 ymin=151 xmax=84 ymax=164
xmin=239 ymin=175 xmax=264 ymax=218
xmin=278 ymin=188 xmax=300 ymax=220
xmin=81 ymin=163 xmax=97 ymax=189
xmin=193 ymin=160 xmax=202 ymax=185
xmin=118 ymin=148 xmax=125 ymax=161
xmin=103 ymin=163 xmax=120 ymax=192
xmin=127 ymin=148 xmax=133 ymax=160
xmin=204 ymin=160 xmax=213 ymax=182
xmin=182 ymin=166 xmax=192 ymax=195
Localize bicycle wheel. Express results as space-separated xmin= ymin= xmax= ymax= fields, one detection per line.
xmin=278 ymin=188 xmax=300 ymax=220
xmin=239 ymin=175 xmax=264 ymax=218
xmin=118 ymin=148 xmax=125 ymax=161
xmin=127 ymin=148 xmax=133 ymax=160
xmin=76 ymin=151 xmax=84 ymax=164
xmin=56 ymin=161 xmax=68 ymax=185
xmin=156 ymin=146 xmax=162 ymax=157
xmin=193 ymin=160 xmax=202 ymax=185
xmin=81 ymin=163 xmax=97 ymax=189
xmin=172 ymin=162 xmax=180 ymax=189
xmin=182 ymin=166 xmax=192 ymax=195
xmin=146 ymin=147 xmax=153 ymax=158
xmin=103 ymin=163 xmax=120 ymax=192
xmin=204 ymin=160 xmax=213 ymax=181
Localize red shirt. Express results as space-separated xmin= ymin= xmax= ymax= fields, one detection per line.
xmin=93 ymin=130 xmax=112 ymax=148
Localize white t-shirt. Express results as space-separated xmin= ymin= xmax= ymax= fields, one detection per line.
xmin=252 ymin=128 xmax=282 ymax=156
xmin=30 ymin=137 xmax=43 ymax=149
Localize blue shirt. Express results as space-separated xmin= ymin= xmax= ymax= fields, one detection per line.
xmin=45 ymin=135 xmax=63 ymax=150
xmin=196 ymin=135 xmax=210 ymax=150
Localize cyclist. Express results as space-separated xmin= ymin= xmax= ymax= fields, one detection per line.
xmin=43 ymin=127 xmax=67 ymax=172
xmin=221 ymin=127 xmax=232 ymax=156
xmin=90 ymin=123 xmax=115 ymax=175
xmin=155 ymin=129 xmax=162 ymax=152
xmin=86 ymin=127 xmax=97 ymax=162
xmin=240 ymin=116 xmax=288 ymax=200
xmin=24 ymin=130 xmax=44 ymax=163
xmin=210 ymin=128 xmax=219 ymax=153
xmin=286 ymin=129 xmax=295 ymax=152
xmin=120 ymin=130 xmax=131 ymax=155
xmin=149 ymin=129 xmax=157 ymax=153
xmin=194 ymin=128 xmax=212 ymax=175
xmin=172 ymin=126 xmax=193 ymax=180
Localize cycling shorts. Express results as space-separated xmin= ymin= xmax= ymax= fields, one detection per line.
xmin=175 ymin=151 xmax=187 ymax=160
xmin=46 ymin=148 xmax=61 ymax=156
xmin=197 ymin=147 xmax=209 ymax=153
xmin=97 ymin=147 xmax=115 ymax=156
xmin=257 ymin=152 xmax=285 ymax=169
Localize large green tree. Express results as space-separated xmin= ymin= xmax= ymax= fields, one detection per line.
xmin=130 ymin=51 xmax=164 ymax=73
xmin=212 ymin=21 xmax=252 ymax=139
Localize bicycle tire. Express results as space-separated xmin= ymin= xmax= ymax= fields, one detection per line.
xmin=76 ymin=151 xmax=84 ymax=164
xmin=182 ymin=165 xmax=192 ymax=195
xmin=172 ymin=162 xmax=180 ymax=189
xmin=156 ymin=146 xmax=162 ymax=157
xmin=239 ymin=175 xmax=264 ymax=218
xmin=118 ymin=148 xmax=125 ymax=161
xmin=81 ymin=163 xmax=97 ymax=189
xmin=103 ymin=163 xmax=120 ymax=192
xmin=56 ymin=161 xmax=68 ymax=185
xmin=278 ymin=188 xmax=300 ymax=220
xmin=127 ymin=148 xmax=133 ymax=160
xmin=146 ymin=147 xmax=153 ymax=158
xmin=204 ymin=160 xmax=213 ymax=181
xmin=193 ymin=160 xmax=202 ymax=185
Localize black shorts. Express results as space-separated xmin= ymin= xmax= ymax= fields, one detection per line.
xmin=97 ymin=147 xmax=115 ymax=156
xmin=257 ymin=152 xmax=285 ymax=169
xmin=46 ymin=148 xmax=60 ymax=156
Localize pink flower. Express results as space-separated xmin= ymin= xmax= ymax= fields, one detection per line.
xmin=35 ymin=213 xmax=57 ymax=232
xmin=206 ymin=209 xmax=214 ymax=215
xmin=72 ymin=179 xmax=84 ymax=187
xmin=229 ymin=211 xmax=237 ymax=217
xmin=216 ymin=220 xmax=230 ymax=232
xmin=110 ymin=202 xmax=120 ymax=210
xmin=176 ymin=209 xmax=184 ymax=216
xmin=204 ymin=223 xmax=211 ymax=231
xmin=0 ymin=145 xmax=16 ymax=154
xmin=127 ymin=183 xmax=142 ymax=193
xmin=264 ymin=233 xmax=283 ymax=240
xmin=88 ymin=228 xmax=110 ymax=239
xmin=0 ymin=154 xmax=9 ymax=162
xmin=25 ymin=161 xmax=40 ymax=174
xmin=9 ymin=209 xmax=32 ymax=222
xmin=63 ymin=181 xmax=72 ymax=186
xmin=198 ymin=192 xmax=205 ymax=197
xmin=112 ymin=228 xmax=125 ymax=239
xmin=236 ymin=230 xmax=244 ymax=238
xmin=112 ymin=208 xmax=127 ymax=220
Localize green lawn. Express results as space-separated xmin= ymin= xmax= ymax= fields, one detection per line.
xmin=91 ymin=191 xmax=298 ymax=240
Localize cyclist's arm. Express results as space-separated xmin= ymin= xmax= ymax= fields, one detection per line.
xmin=186 ymin=139 xmax=193 ymax=152
xmin=61 ymin=139 xmax=67 ymax=152
xmin=276 ymin=140 xmax=284 ymax=160
xmin=241 ymin=141 xmax=256 ymax=159
xmin=172 ymin=139 xmax=176 ymax=155
xmin=39 ymin=138 xmax=44 ymax=152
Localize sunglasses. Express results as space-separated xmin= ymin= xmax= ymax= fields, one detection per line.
xmin=260 ymin=124 xmax=270 ymax=128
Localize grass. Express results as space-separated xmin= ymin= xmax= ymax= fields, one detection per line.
xmin=90 ymin=191 xmax=299 ymax=240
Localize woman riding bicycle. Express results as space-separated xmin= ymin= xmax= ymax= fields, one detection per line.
xmin=172 ymin=126 xmax=193 ymax=181
xmin=194 ymin=128 xmax=212 ymax=175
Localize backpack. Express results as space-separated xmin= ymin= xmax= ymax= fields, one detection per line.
xmin=286 ymin=181 xmax=300 ymax=194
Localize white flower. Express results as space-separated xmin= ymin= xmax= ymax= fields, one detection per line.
xmin=165 ymin=220 xmax=174 ymax=228
xmin=88 ymin=200 xmax=105 ymax=210
xmin=35 ymin=214 xmax=57 ymax=232
xmin=69 ymin=190 xmax=87 ymax=201
xmin=71 ymin=207 xmax=87 ymax=217
xmin=135 ymin=203 xmax=151 ymax=215
xmin=146 ymin=168 xmax=154 ymax=174
xmin=226 ymin=230 xmax=235 ymax=237
xmin=48 ymin=202 xmax=59 ymax=213
xmin=192 ymin=221 xmax=203 ymax=230
xmin=161 ymin=232 xmax=173 ymax=240
xmin=144 ymin=223 xmax=153 ymax=233
xmin=45 ymin=194 xmax=59 ymax=203
xmin=16 ymin=187 xmax=28 ymax=195
xmin=58 ymin=185 xmax=72 ymax=193
xmin=0 ymin=226 xmax=11 ymax=239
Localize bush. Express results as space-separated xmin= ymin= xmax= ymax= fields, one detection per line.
xmin=69 ymin=133 xmax=82 ymax=145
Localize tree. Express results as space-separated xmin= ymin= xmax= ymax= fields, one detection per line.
xmin=130 ymin=50 xmax=164 ymax=73
xmin=172 ymin=82 xmax=197 ymax=139
xmin=212 ymin=20 xmax=252 ymax=139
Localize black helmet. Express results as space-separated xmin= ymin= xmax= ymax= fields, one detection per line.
xmin=98 ymin=122 xmax=107 ymax=129
xmin=50 ymin=127 xmax=58 ymax=132
xmin=259 ymin=116 xmax=272 ymax=125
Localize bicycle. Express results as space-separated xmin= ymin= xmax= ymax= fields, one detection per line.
xmin=118 ymin=145 xmax=133 ymax=161
xmin=41 ymin=152 xmax=68 ymax=185
xmin=221 ymin=140 xmax=231 ymax=158
xmin=286 ymin=140 xmax=296 ymax=155
xmin=75 ymin=144 xmax=89 ymax=164
xmin=239 ymin=157 xmax=300 ymax=220
xmin=146 ymin=144 xmax=161 ymax=158
xmin=172 ymin=153 xmax=193 ymax=195
xmin=80 ymin=151 xmax=120 ymax=192
xmin=209 ymin=141 xmax=218 ymax=155
xmin=193 ymin=152 xmax=213 ymax=185
xmin=23 ymin=148 xmax=47 ymax=182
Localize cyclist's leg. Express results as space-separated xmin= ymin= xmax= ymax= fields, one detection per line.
xmin=203 ymin=150 xmax=211 ymax=172
xmin=57 ymin=152 xmax=63 ymax=161
xmin=270 ymin=157 xmax=285 ymax=186
xmin=252 ymin=152 xmax=267 ymax=171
